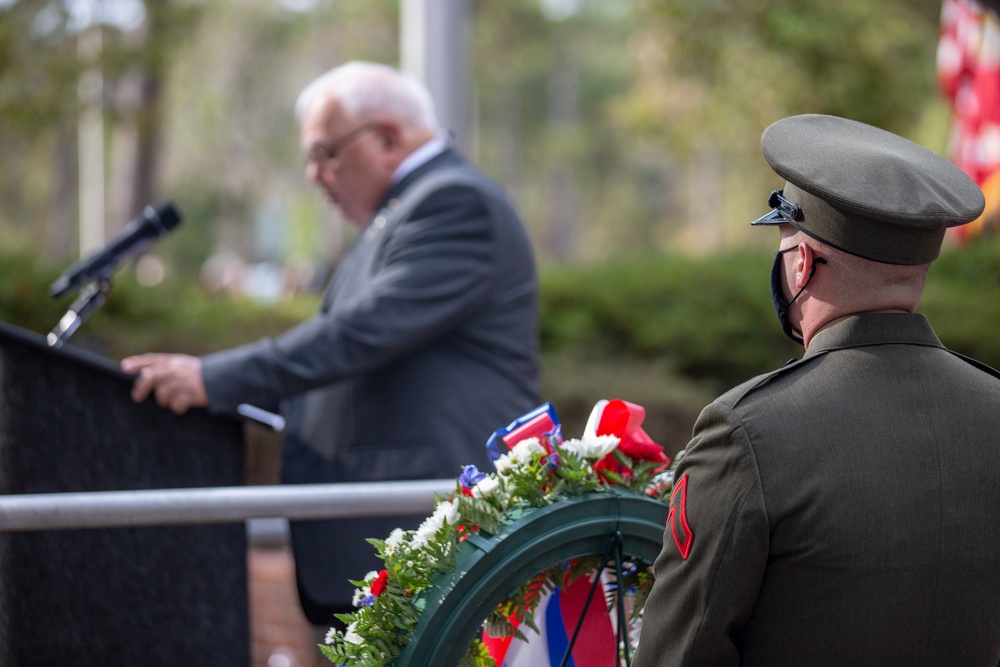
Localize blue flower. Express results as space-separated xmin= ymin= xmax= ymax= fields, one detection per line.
xmin=459 ymin=464 xmax=486 ymax=488
xmin=544 ymin=453 xmax=561 ymax=471
xmin=361 ymin=594 xmax=375 ymax=607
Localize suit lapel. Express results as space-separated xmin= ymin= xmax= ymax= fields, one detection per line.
xmin=319 ymin=148 xmax=469 ymax=314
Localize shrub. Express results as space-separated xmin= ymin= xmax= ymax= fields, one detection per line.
xmin=3 ymin=237 xmax=999 ymax=451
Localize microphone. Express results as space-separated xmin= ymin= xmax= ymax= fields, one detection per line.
xmin=49 ymin=202 xmax=182 ymax=298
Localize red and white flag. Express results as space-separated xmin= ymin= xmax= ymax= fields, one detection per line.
xmin=938 ymin=0 xmax=1000 ymax=240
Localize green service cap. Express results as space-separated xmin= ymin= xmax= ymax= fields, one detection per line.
xmin=751 ymin=114 xmax=985 ymax=264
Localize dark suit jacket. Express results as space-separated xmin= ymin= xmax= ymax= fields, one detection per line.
xmin=201 ymin=148 xmax=539 ymax=619
xmin=634 ymin=313 xmax=1000 ymax=666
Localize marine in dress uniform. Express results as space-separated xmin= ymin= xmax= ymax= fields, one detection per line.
xmin=633 ymin=114 xmax=1000 ymax=666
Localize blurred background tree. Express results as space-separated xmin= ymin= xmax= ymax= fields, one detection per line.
xmin=0 ymin=0 xmax=947 ymax=273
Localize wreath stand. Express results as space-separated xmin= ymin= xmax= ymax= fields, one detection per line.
xmin=397 ymin=489 xmax=670 ymax=666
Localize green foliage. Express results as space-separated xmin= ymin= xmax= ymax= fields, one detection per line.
xmin=0 ymin=251 xmax=314 ymax=359
xmin=539 ymin=239 xmax=1000 ymax=445
xmin=629 ymin=0 xmax=940 ymax=145
xmin=457 ymin=641 xmax=497 ymax=667
xmin=453 ymin=496 xmax=502 ymax=536
xmin=0 ymin=0 xmax=83 ymax=128
xmin=4 ymin=236 xmax=1000 ymax=450
xmin=0 ymin=0 xmax=954 ymax=272
xmin=608 ymin=0 xmax=947 ymax=252
xmin=540 ymin=251 xmax=801 ymax=390
xmin=920 ymin=239 xmax=1000 ymax=365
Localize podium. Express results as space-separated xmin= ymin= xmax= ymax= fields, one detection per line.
xmin=0 ymin=322 xmax=249 ymax=665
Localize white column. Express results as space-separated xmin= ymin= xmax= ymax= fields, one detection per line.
xmin=77 ymin=17 xmax=106 ymax=256
xmin=400 ymin=0 xmax=473 ymax=158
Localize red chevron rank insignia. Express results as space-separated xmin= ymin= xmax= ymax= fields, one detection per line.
xmin=668 ymin=473 xmax=693 ymax=560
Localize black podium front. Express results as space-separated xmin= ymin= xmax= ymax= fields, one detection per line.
xmin=0 ymin=322 xmax=249 ymax=665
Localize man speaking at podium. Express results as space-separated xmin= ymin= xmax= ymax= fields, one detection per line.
xmin=121 ymin=62 xmax=539 ymax=627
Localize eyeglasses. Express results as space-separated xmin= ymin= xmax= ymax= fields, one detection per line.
xmin=751 ymin=189 xmax=804 ymax=225
xmin=305 ymin=122 xmax=376 ymax=168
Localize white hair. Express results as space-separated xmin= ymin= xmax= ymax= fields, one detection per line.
xmin=294 ymin=61 xmax=439 ymax=130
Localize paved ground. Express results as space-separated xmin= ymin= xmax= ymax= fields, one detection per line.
xmin=249 ymin=545 xmax=329 ymax=667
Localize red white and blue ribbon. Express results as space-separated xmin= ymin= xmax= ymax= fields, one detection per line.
xmin=482 ymin=574 xmax=623 ymax=667
xmin=479 ymin=399 xmax=672 ymax=666
xmin=586 ymin=399 xmax=670 ymax=479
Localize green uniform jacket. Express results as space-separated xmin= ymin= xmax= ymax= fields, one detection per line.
xmin=634 ymin=313 xmax=1000 ymax=666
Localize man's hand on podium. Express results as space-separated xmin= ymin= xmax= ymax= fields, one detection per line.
xmin=121 ymin=353 xmax=208 ymax=415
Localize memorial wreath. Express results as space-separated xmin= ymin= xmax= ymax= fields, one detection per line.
xmin=320 ymin=400 xmax=680 ymax=667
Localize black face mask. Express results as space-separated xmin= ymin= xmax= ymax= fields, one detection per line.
xmin=770 ymin=246 xmax=827 ymax=344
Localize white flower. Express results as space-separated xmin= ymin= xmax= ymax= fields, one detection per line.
xmin=385 ymin=527 xmax=406 ymax=555
xmin=363 ymin=570 xmax=379 ymax=583
xmin=352 ymin=588 xmax=367 ymax=607
xmin=495 ymin=437 xmax=547 ymax=474
xmin=413 ymin=513 xmax=445 ymax=549
xmin=344 ymin=622 xmax=364 ymax=645
xmin=494 ymin=453 xmax=516 ymax=474
xmin=324 ymin=627 xmax=338 ymax=645
xmin=511 ymin=437 xmax=546 ymax=458
xmin=433 ymin=498 xmax=460 ymax=526
xmin=473 ymin=475 xmax=500 ymax=498
xmin=561 ymin=434 xmax=620 ymax=460
xmin=412 ymin=499 xmax=459 ymax=549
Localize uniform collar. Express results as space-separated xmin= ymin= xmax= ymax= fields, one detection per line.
xmin=803 ymin=312 xmax=943 ymax=359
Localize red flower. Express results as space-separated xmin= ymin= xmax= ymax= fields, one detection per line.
xmin=370 ymin=569 xmax=389 ymax=597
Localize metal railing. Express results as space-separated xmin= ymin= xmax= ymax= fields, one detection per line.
xmin=0 ymin=479 xmax=454 ymax=532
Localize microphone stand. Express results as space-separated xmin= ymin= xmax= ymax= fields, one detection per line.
xmin=47 ymin=272 xmax=113 ymax=348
